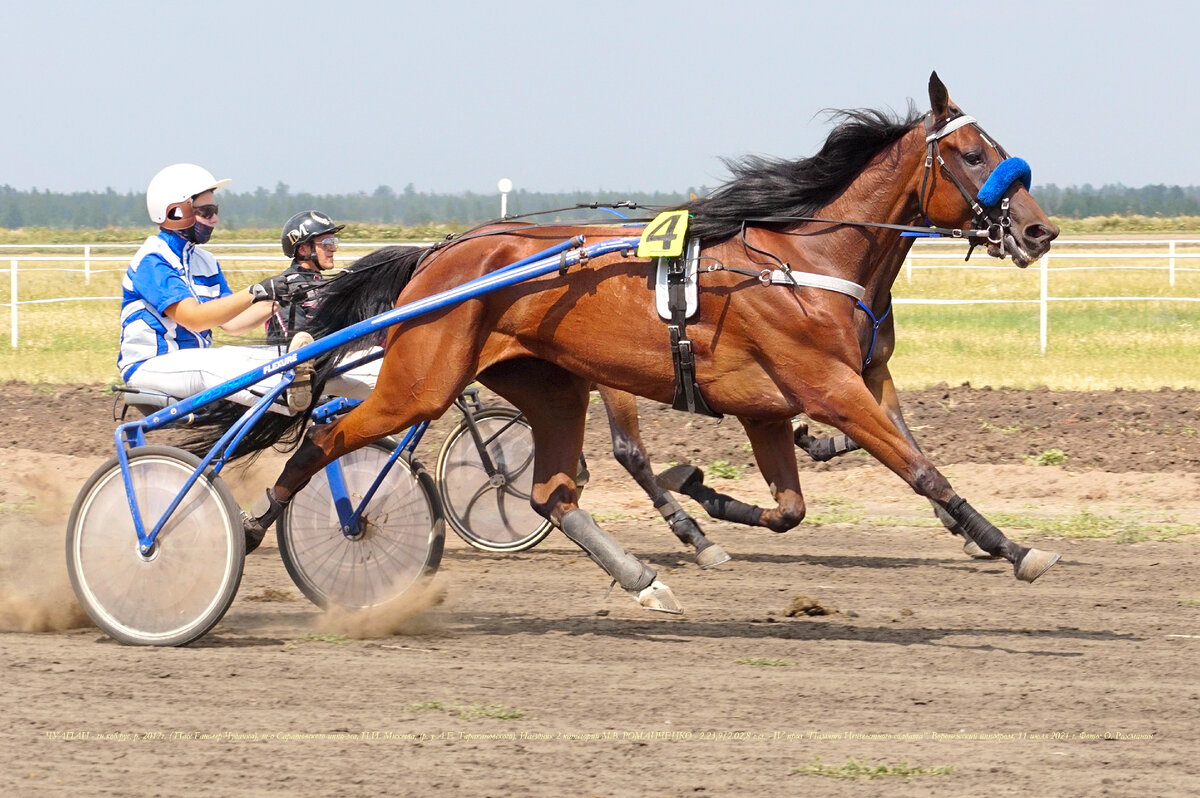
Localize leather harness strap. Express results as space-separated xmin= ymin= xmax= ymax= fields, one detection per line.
xmin=662 ymin=251 xmax=721 ymax=418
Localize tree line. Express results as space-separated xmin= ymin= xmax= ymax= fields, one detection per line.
xmin=2 ymin=182 xmax=1199 ymax=229
xmin=0 ymin=183 xmax=697 ymax=230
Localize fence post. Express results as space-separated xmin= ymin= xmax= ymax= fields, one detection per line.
xmin=84 ymin=245 xmax=91 ymax=284
xmin=1039 ymin=253 xmax=1048 ymax=355
xmin=9 ymin=259 xmax=16 ymax=349
xmin=1169 ymin=240 xmax=1176 ymax=288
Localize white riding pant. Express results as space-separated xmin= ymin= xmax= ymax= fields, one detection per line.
xmin=125 ymin=346 xmax=381 ymax=411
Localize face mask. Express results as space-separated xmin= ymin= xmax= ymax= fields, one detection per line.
xmin=186 ymin=221 xmax=215 ymax=245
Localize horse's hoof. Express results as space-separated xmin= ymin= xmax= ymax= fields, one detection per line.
xmin=695 ymin=544 xmax=731 ymax=569
xmin=962 ymin=539 xmax=998 ymax=560
xmin=656 ymin=464 xmax=705 ymax=493
xmin=631 ymin=580 xmax=683 ymax=614
xmin=1014 ymin=548 xmax=1061 ymax=583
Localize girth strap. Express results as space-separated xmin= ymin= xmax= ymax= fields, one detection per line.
xmin=662 ymin=243 xmax=721 ymax=418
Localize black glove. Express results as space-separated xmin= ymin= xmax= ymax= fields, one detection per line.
xmin=249 ymin=272 xmax=305 ymax=303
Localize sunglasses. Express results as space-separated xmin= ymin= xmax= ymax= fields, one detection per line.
xmin=192 ymin=203 xmax=219 ymax=220
xmin=315 ymin=236 xmax=339 ymax=251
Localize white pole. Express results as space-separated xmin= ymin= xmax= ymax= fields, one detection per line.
xmin=497 ymin=178 xmax=513 ymax=220
xmin=84 ymin=245 xmax=91 ymax=284
xmin=1169 ymin=240 xmax=1176 ymax=288
xmin=1039 ymin=253 xmax=1048 ymax=355
xmin=10 ymin=260 xmax=17 ymax=349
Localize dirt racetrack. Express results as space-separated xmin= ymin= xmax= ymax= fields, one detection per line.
xmin=3 ymin=382 xmax=1200 ymax=797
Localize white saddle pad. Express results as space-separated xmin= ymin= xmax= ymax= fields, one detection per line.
xmin=655 ymin=237 xmax=701 ymax=321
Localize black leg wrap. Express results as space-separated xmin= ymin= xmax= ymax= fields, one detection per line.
xmin=795 ymin=426 xmax=861 ymax=462
xmin=242 ymin=489 xmax=290 ymax=554
xmin=946 ymin=496 xmax=1016 ymax=561
xmin=666 ymin=510 xmax=711 ymax=551
xmin=560 ymin=509 xmax=656 ymax=592
xmin=931 ymin=501 xmax=966 ymax=536
xmin=683 ymin=483 xmax=764 ymax=527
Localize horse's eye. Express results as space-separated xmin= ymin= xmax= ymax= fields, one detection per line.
xmin=963 ymin=150 xmax=985 ymax=167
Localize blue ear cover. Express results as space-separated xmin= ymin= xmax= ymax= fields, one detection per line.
xmin=977 ymin=157 xmax=1031 ymax=207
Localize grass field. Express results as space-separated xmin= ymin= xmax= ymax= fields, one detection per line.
xmin=3 ymin=231 xmax=1200 ymax=388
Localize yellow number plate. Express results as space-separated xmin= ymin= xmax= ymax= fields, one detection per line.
xmin=637 ymin=210 xmax=689 ymax=258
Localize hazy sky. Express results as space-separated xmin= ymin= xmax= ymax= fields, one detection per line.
xmin=5 ymin=0 xmax=1197 ymax=197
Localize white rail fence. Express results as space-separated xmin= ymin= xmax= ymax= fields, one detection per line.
xmin=4 ymin=239 xmax=1200 ymax=352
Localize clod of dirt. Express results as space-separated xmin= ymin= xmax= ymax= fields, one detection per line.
xmin=784 ymin=595 xmax=835 ymax=617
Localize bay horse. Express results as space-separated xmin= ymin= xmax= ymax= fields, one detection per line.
xmin=230 ymin=73 xmax=1059 ymax=612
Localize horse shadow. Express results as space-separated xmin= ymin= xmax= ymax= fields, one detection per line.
xmin=443 ymin=611 xmax=1140 ymax=656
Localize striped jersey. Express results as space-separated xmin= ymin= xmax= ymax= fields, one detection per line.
xmin=118 ymin=230 xmax=232 ymax=380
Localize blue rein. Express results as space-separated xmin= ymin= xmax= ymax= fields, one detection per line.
xmin=856 ymin=296 xmax=893 ymax=370
xmin=977 ymin=157 xmax=1031 ymax=207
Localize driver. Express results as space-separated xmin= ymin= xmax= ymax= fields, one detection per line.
xmin=260 ymin=210 xmax=381 ymax=401
xmin=118 ymin=163 xmax=312 ymax=412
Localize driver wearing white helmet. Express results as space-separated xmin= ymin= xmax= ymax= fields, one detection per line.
xmin=118 ymin=163 xmax=311 ymax=411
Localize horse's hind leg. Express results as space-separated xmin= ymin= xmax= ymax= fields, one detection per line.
xmin=657 ymin=416 xmax=810 ymax=536
xmin=480 ymin=361 xmax=682 ymax=613
xmin=242 ymin=367 xmax=462 ymax=548
xmin=597 ymin=386 xmax=730 ymax=568
xmin=802 ymin=369 xmax=1059 ymax=583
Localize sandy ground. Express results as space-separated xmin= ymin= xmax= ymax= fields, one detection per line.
xmin=3 ymin=431 xmax=1200 ymax=797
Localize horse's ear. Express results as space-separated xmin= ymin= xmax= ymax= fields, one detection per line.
xmin=928 ymin=71 xmax=950 ymax=117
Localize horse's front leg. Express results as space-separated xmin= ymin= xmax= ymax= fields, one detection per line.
xmin=870 ymin=368 xmax=994 ymax=558
xmin=597 ymin=385 xmax=730 ymax=568
xmin=797 ymin=360 xmax=994 ymax=559
xmin=802 ymin=367 xmax=1059 ymax=583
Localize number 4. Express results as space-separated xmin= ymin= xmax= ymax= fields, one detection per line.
xmin=637 ymin=210 xmax=689 ymax=257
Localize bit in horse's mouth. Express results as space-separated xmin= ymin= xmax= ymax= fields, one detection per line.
xmin=1004 ymin=234 xmax=1035 ymax=268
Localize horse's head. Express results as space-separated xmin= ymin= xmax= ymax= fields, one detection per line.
xmin=918 ymin=72 xmax=1058 ymax=268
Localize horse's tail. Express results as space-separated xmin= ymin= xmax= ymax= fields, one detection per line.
xmin=181 ymin=244 xmax=429 ymax=461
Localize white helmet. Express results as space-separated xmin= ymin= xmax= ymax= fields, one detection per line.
xmin=146 ymin=163 xmax=232 ymax=229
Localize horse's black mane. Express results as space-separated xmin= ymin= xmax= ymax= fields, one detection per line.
xmin=685 ymin=105 xmax=924 ymax=242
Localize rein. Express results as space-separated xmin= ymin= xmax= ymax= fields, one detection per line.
xmin=733 ymin=112 xmax=1033 ymax=262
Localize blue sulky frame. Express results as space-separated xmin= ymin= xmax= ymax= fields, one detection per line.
xmin=116 ymin=235 xmax=640 ymax=555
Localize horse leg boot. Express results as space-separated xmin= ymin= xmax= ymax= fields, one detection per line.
xmin=600 ymin=386 xmax=729 ymax=568
xmin=804 ymin=373 xmax=1060 ymax=583
xmin=560 ymin=509 xmax=682 ymax=613
xmin=656 ymin=464 xmax=767 ymax=528
xmin=654 ymin=493 xmax=731 ymax=568
xmin=481 ymin=363 xmax=683 ymax=612
xmin=942 ymin=497 xmax=1060 ymax=582
xmin=793 ymin=420 xmax=862 ymax=462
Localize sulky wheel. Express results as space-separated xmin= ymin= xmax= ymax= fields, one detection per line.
xmin=66 ymin=445 xmax=244 ymax=646
xmin=277 ymin=443 xmax=444 ymax=609
xmin=434 ymin=407 xmax=553 ymax=552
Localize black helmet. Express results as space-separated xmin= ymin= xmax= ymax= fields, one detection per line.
xmin=281 ymin=210 xmax=345 ymax=259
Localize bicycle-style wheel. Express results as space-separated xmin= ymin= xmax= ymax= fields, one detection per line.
xmin=278 ymin=443 xmax=444 ymax=609
xmin=66 ymin=445 xmax=244 ymax=646
xmin=435 ymin=407 xmax=553 ymax=552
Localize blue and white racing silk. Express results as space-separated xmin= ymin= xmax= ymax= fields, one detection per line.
xmin=118 ymin=230 xmax=232 ymax=380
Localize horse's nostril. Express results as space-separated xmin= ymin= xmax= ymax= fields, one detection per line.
xmin=1025 ymin=223 xmax=1057 ymax=244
